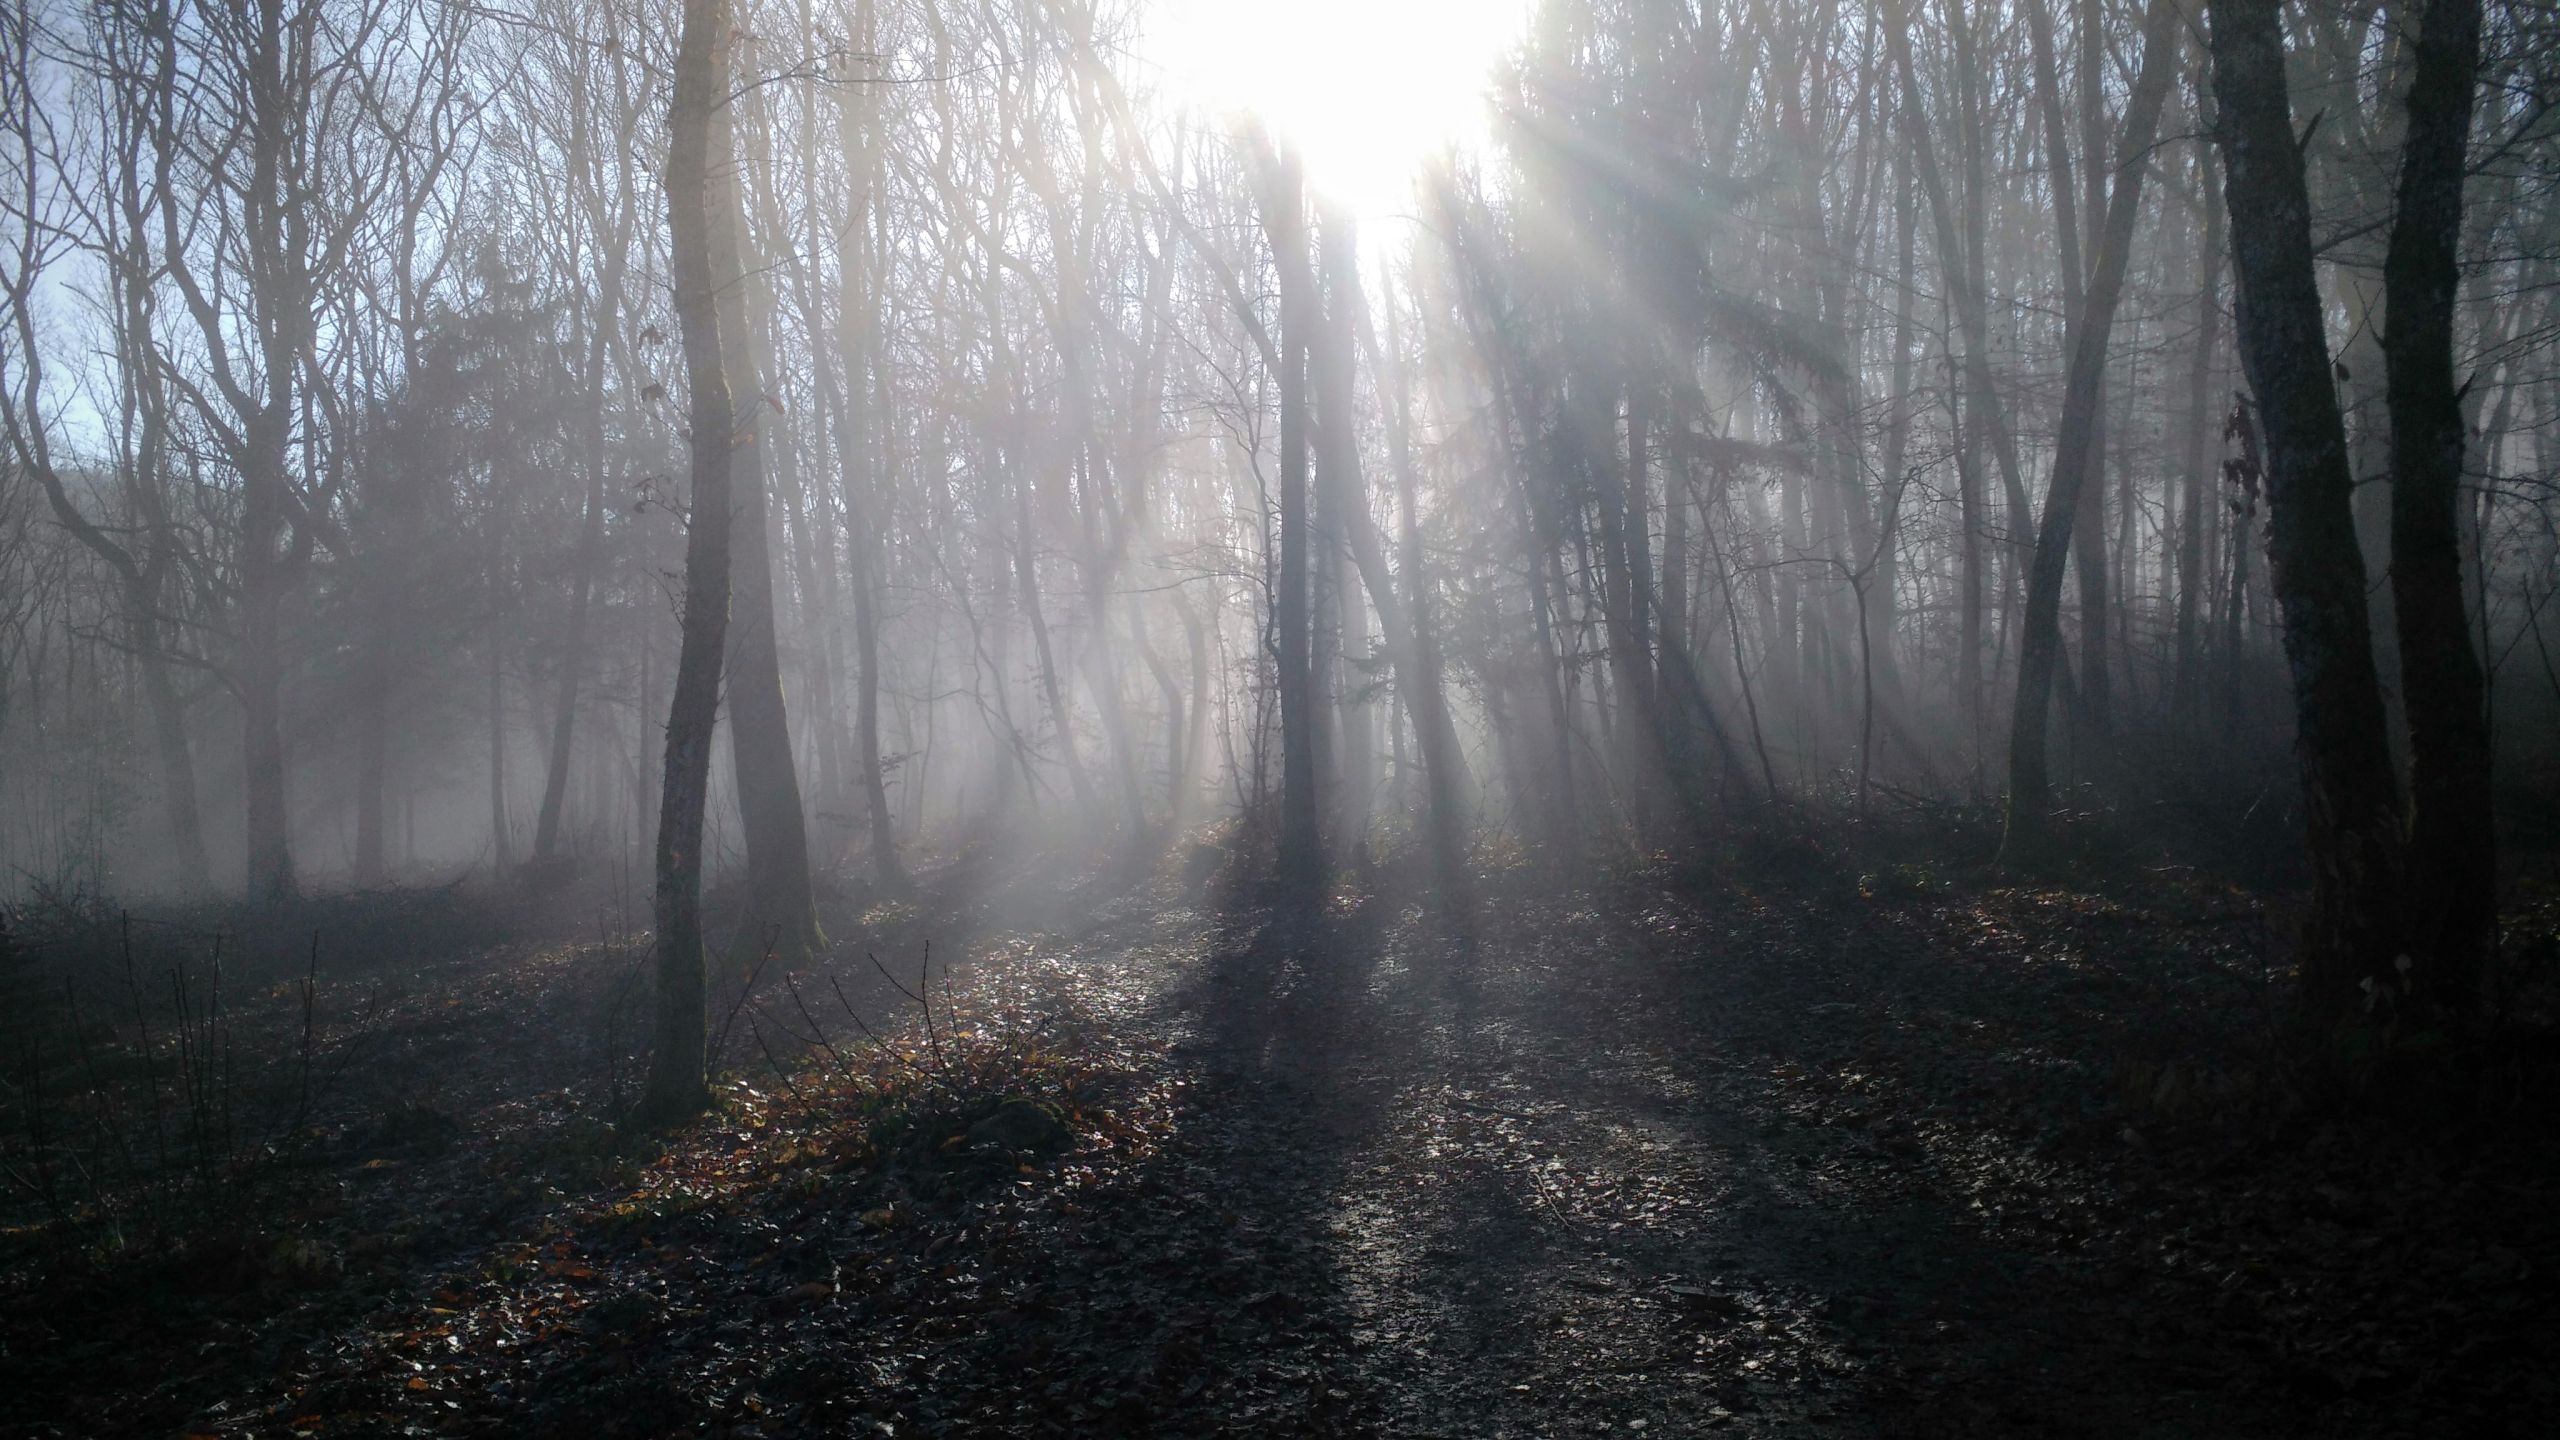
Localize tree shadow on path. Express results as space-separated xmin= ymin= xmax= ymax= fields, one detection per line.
xmin=1149 ymin=858 xmax=2438 ymax=1439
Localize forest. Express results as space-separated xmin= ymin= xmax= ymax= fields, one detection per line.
xmin=2 ymin=0 xmax=2557 ymax=1432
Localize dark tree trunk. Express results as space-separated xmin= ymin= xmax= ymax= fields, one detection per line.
xmin=240 ymin=413 xmax=295 ymax=900
xmin=487 ymin=563 xmax=511 ymax=872
xmin=1312 ymin=207 xmax=1381 ymax=843
xmin=2174 ymin=131 xmax=2226 ymax=723
xmin=846 ymin=73 xmax=905 ymax=887
xmin=714 ymin=100 xmax=821 ymax=960
xmin=353 ymin=673 xmax=386 ymax=885
xmin=819 ymin=0 xmax=903 ymax=887
xmin=644 ymin=0 xmax=735 ymax=1125
xmin=2383 ymin=0 xmax=2493 ymax=1015
xmin=1260 ymin=143 xmax=1321 ymax=883
xmin=1376 ymin=279 xmax=1472 ymax=898
xmin=2006 ymin=0 xmax=2179 ymax=840
xmin=1892 ymin=3 xmax=2030 ymax=734
xmin=2207 ymin=0 xmax=2406 ymax=1015
xmin=535 ymin=242 xmax=623 ymax=867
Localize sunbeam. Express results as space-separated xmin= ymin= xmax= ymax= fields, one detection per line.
xmin=1144 ymin=0 xmax=1529 ymax=221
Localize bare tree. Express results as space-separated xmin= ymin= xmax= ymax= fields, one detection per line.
xmin=644 ymin=0 xmax=740 ymax=1124
xmin=2205 ymin=0 xmax=2405 ymax=1012
xmin=2383 ymin=0 xmax=2494 ymax=1013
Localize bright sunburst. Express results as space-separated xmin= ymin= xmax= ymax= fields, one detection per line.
xmin=1144 ymin=0 xmax=1530 ymax=222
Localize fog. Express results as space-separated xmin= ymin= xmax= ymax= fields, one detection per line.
xmin=2 ymin=0 xmax=2555 ymax=1002
xmin=8 ymin=0 xmax=2560 ymax=1431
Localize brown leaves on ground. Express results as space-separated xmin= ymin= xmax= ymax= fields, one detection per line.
xmin=5 ymin=851 xmax=2557 ymax=1439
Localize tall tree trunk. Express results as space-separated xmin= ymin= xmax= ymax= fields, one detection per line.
xmin=2005 ymin=0 xmax=2179 ymax=840
xmin=2383 ymin=0 xmax=2492 ymax=1014
xmin=1171 ymin=585 xmax=1212 ymax=830
xmin=535 ymin=251 xmax=622 ymax=866
xmin=230 ymin=0 xmax=299 ymax=901
xmin=1376 ymin=277 xmax=1472 ymax=896
xmin=354 ymin=674 xmax=386 ymax=885
xmin=240 ymin=412 xmax=294 ymax=900
xmin=2174 ymin=128 xmax=2226 ymax=722
xmin=644 ymin=0 xmax=734 ymax=1124
xmin=1015 ymin=467 xmax=1096 ymax=815
xmin=488 ymin=573 xmax=511 ymax=873
xmin=838 ymin=38 xmax=904 ymax=888
xmin=2207 ymin=0 xmax=2406 ymax=1014
xmin=1313 ymin=205 xmax=1378 ymax=844
xmin=714 ymin=95 xmax=820 ymax=959
xmin=1892 ymin=5 xmax=2034 ymax=683
xmin=1261 ymin=143 xmax=1321 ymax=882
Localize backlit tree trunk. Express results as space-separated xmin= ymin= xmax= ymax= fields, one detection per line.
xmin=2206 ymin=0 xmax=2405 ymax=1014
xmin=1259 ymin=142 xmax=1321 ymax=882
xmin=2382 ymin=0 xmax=2492 ymax=1015
xmin=714 ymin=90 xmax=821 ymax=961
xmin=644 ymin=0 xmax=735 ymax=1125
xmin=2005 ymin=0 xmax=2179 ymax=841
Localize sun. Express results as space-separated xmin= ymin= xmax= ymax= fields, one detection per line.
xmin=1142 ymin=0 xmax=1530 ymax=225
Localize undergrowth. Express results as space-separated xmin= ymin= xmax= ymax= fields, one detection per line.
xmin=732 ymin=957 xmax=1141 ymax=1205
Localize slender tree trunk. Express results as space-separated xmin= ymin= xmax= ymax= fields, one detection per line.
xmin=2207 ymin=0 xmax=2406 ymax=1013
xmin=838 ymin=43 xmax=904 ymax=888
xmin=2005 ymin=0 xmax=2179 ymax=840
xmin=488 ymin=580 xmax=511 ymax=873
xmin=536 ymin=264 xmax=621 ymax=866
xmin=240 ymin=413 xmax=294 ymax=899
xmin=1312 ymin=206 xmax=1381 ymax=844
xmin=1893 ymin=6 xmax=2034 ymax=667
xmin=1172 ymin=585 xmax=1211 ymax=830
xmin=354 ymin=674 xmax=385 ymax=885
xmin=2174 ymin=133 xmax=2226 ymax=722
xmin=2221 ymin=404 xmax=2256 ymax=729
xmin=1377 ymin=278 xmax=1472 ymax=896
xmin=713 ymin=95 xmax=820 ymax=959
xmin=1016 ymin=469 xmax=1096 ymax=814
xmin=227 ymin=0 xmax=301 ymax=902
xmin=644 ymin=0 xmax=735 ymax=1124
xmin=1261 ymin=143 xmax=1321 ymax=882
xmin=2383 ymin=0 xmax=2493 ymax=1014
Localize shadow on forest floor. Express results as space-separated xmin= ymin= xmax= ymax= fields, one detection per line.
xmin=3 ymin=841 xmax=2556 ymax=1437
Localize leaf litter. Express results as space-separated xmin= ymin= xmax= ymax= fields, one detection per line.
xmin=3 ymin=852 xmax=2555 ymax=1437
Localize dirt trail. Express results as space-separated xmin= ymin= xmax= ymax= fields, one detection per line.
xmin=11 ymin=855 xmax=2549 ymax=1438
xmin=1067 ymin=861 xmax=2549 ymax=1439
xmin=1123 ymin=886 xmax=2174 ymax=1437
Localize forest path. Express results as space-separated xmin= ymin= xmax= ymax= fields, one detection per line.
xmin=1101 ymin=866 xmax=2286 ymax=1440
xmin=24 ymin=853 xmax=2544 ymax=1438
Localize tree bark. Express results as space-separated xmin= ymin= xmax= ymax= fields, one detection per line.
xmin=1312 ymin=205 xmax=1380 ymax=843
xmin=836 ymin=29 xmax=905 ymax=888
xmin=534 ymin=213 xmax=625 ymax=867
xmin=2174 ymin=123 xmax=2226 ymax=723
xmin=1259 ymin=142 xmax=1321 ymax=883
xmin=2005 ymin=0 xmax=2180 ymax=840
xmin=644 ymin=0 xmax=735 ymax=1125
xmin=1375 ymin=276 xmax=1472 ymax=897
xmin=2207 ymin=0 xmax=2406 ymax=1014
xmin=1890 ymin=4 xmax=2033 ymax=717
xmin=2382 ymin=0 xmax=2493 ymax=1014
xmin=354 ymin=676 xmax=386 ymax=885
xmin=234 ymin=0 xmax=303 ymax=901
xmin=714 ymin=92 xmax=821 ymax=960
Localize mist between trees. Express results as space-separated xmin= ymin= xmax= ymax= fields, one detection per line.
xmin=4 ymin=0 xmax=2555 ymax=1064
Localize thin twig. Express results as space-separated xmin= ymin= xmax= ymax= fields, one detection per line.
xmin=750 ymin=1018 xmax=805 ymax=1104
